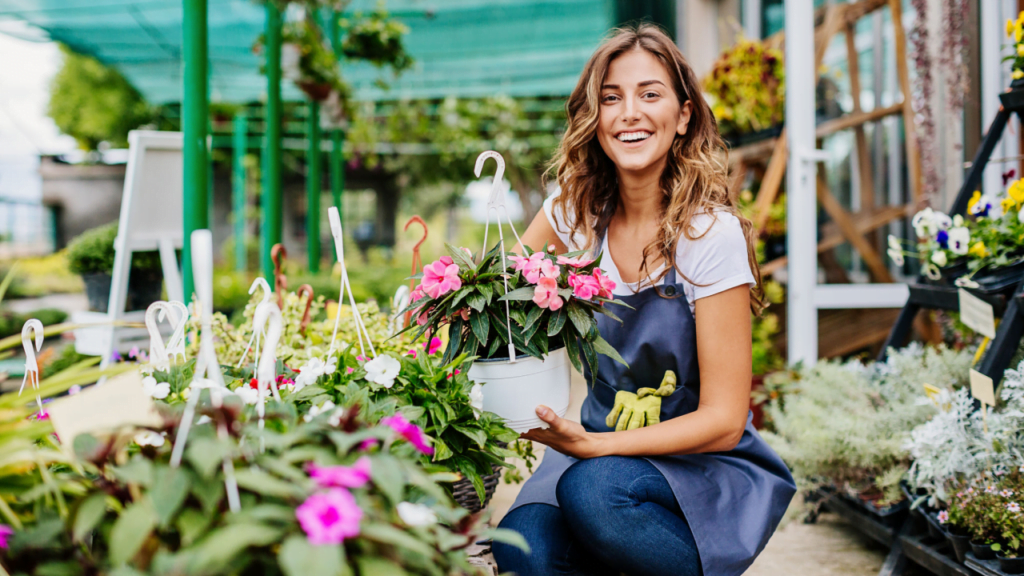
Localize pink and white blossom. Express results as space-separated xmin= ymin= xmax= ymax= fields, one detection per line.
xmin=296 ymin=488 xmax=363 ymax=545
xmin=307 ymin=457 xmax=372 ymax=489
xmin=532 ymin=277 xmax=564 ymax=311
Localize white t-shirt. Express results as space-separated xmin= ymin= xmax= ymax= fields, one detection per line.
xmin=542 ymin=193 xmax=755 ymax=314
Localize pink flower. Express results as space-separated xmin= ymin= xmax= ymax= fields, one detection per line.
xmin=937 ymin=510 xmax=949 ymax=524
xmin=415 ymin=306 xmax=432 ymax=326
xmin=406 ymin=349 xmax=418 ymax=359
xmin=447 ymin=369 xmax=461 ymax=379
xmin=346 ymin=367 xmax=354 ymax=374
xmin=568 ymin=273 xmax=600 ymax=300
xmin=307 ymin=457 xmax=372 ymax=489
xmin=356 ymin=355 xmax=367 ymax=362
xmin=592 ymin=269 xmax=615 ymax=299
xmin=557 ymin=255 xmax=595 ymax=268
xmin=524 ymin=258 xmax=559 ymax=284
xmin=359 ymin=438 xmax=379 ymax=451
xmin=458 ymin=308 xmax=471 ymax=321
xmin=420 ymin=258 xmax=462 ymax=299
xmin=380 ymin=413 xmax=434 ymax=455
xmin=509 ymin=252 xmax=543 ymax=273
xmin=533 ymin=277 xmax=564 ymax=311
xmin=426 ymin=337 xmax=443 ymax=355
xmin=410 ymin=287 xmax=425 ymax=302
xmin=296 ymin=488 xmax=363 ymax=545
xmin=0 ymin=524 xmax=11 ymax=549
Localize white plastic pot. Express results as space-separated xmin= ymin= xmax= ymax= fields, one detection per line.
xmin=468 ymin=347 xmax=571 ymax=433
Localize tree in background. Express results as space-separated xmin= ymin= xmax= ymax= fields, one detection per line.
xmin=47 ymin=45 xmax=153 ymax=152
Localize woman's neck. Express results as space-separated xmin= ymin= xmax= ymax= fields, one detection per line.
xmin=614 ymin=162 xmax=664 ymax=227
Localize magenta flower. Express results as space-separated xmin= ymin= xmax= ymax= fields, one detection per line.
xmin=359 ymin=438 xmax=379 ymax=451
xmin=447 ymin=369 xmax=461 ymax=379
xmin=0 ymin=524 xmax=12 ymax=549
xmin=569 ymin=273 xmax=600 ymax=300
xmin=426 ymin=337 xmax=443 ymax=355
xmin=307 ymin=456 xmax=372 ymax=489
xmin=410 ymin=287 xmax=425 ymax=302
xmin=557 ymin=255 xmax=595 ymax=268
xmin=532 ymin=277 xmax=564 ymax=311
xmin=380 ymin=413 xmax=434 ymax=455
xmin=296 ymin=488 xmax=363 ymax=545
xmin=592 ymin=269 xmax=615 ymax=299
xmin=406 ymin=349 xmax=418 ymax=359
xmin=937 ymin=510 xmax=949 ymax=524
xmin=420 ymin=257 xmax=462 ymax=299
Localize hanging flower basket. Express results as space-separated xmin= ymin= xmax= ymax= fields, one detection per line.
xmin=296 ymin=80 xmax=333 ymax=102
xmin=468 ymin=347 xmax=572 ymax=433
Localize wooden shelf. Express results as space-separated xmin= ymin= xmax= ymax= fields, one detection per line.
xmin=900 ymin=534 xmax=979 ymax=576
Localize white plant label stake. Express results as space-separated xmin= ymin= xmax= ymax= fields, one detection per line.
xmin=236 ymin=278 xmax=272 ymax=370
xmin=163 ymin=301 xmax=190 ymax=363
xmin=169 ymin=230 xmax=240 ymax=513
xmin=20 ymin=319 xmax=44 ymax=416
xmin=327 ymin=207 xmax=376 ymax=358
xmin=476 ymin=151 xmax=521 ymax=363
xmin=252 ymin=299 xmax=284 ymax=449
xmin=145 ymin=301 xmax=174 ymax=370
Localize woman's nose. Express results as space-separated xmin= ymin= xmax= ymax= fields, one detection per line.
xmin=621 ymin=96 xmax=641 ymax=122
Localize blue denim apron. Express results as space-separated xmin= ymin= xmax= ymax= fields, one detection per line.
xmin=509 ymin=233 xmax=796 ymax=576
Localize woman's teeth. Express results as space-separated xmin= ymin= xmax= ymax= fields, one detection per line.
xmin=617 ymin=131 xmax=651 ymax=142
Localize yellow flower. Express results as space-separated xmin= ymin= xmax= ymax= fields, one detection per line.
xmin=968 ymin=190 xmax=982 ymax=213
xmin=1018 ymin=44 xmax=1024 ymax=57
xmin=1015 ymin=69 xmax=1024 ymax=80
xmin=968 ymin=241 xmax=989 ymax=258
xmin=1010 ymin=179 xmax=1024 ymax=203
xmin=1016 ymin=25 xmax=1023 ymax=43
xmin=1010 ymin=18 xmax=1016 ymax=36
xmin=1001 ymin=197 xmax=1016 ymax=213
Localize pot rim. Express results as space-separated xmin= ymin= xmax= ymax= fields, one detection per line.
xmin=472 ymin=345 xmax=566 ymax=364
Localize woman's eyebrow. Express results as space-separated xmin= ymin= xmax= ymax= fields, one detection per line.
xmin=600 ymin=80 xmax=666 ymax=90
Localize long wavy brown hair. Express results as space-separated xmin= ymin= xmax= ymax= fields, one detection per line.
xmin=548 ymin=24 xmax=765 ymax=313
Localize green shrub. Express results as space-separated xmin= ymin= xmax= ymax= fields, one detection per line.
xmin=0 ymin=308 xmax=67 ymax=340
xmin=65 ymin=222 xmax=161 ymax=275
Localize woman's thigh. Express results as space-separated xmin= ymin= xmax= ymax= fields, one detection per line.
xmin=555 ymin=456 xmax=703 ymax=576
xmin=493 ymin=503 xmax=612 ymax=576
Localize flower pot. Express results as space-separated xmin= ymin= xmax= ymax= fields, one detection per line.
xmin=468 ymin=347 xmax=571 ymax=433
xmin=999 ymin=79 xmax=1024 ymax=112
xmin=925 ymin=512 xmax=945 ymax=540
xmin=971 ymin=539 xmax=997 ymax=560
xmin=297 ymin=81 xmax=333 ymax=102
xmin=81 ymin=271 xmax=163 ymax=313
xmin=946 ymin=530 xmax=971 ymax=564
xmin=998 ymin=553 xmax=1024 ymax=574
xmin=82 ymin=273 xmax=112 ymax=312
xmin=449 ymin=463 xmax=503 ymax=513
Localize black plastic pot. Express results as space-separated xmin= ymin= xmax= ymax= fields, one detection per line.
xmin=999 ymin=79 xmax=1024 ymax=112
xmin=946 ymin=530 xmax=971 ymax=564
xmin=972 ymin=539 xmax=998 ymax=560
xmin=998 ymin=553 xmax=1024 ymax=574
xmin=925 ymin=512 xmax=945 ymax=540
xmin=81 ymin=271 xmax=164 ymax=313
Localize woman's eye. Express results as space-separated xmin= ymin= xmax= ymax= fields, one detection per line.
xmin=601 ymin=94 xmax=619 ymax=103
xmin=643 ymin=92 xmax=660 ymax=99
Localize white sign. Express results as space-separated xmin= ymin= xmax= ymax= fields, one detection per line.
xmin=958 ymin=288 xmax=996 ymax=339
xmin=969 ymin=369 xmax=997 ymax=407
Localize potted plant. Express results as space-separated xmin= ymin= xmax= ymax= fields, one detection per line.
xmin=341 ymin=7 xmax=414 ymax=73
xmin=400 ymin=243 xmax=628 ymax=432
xmin=749 ymin=281 xmax=784 ymax=429
xmin=66 ymin=221 xmax=164 ymax=312
xmin=702 ymin=37 xmax=785 ymax=146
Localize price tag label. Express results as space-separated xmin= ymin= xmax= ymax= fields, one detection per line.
xmin=47 ymin=369 xmax=163 ymax=450
xmin=958 ymin=288 xmax=996 ymax=338
xmin=969 ymin=369 xmax=997 ymax=406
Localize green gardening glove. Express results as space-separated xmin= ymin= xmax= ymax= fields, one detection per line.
xmin=604 ymin=371 xmax=678 ymax=431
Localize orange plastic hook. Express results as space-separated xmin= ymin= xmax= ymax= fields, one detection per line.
xmin=403 ymin=216 xmax=428 ymax=327
xmin=271 ymin=244 xmax=288 ymax=309
xmin=296 ymin=284 xmax=315 ymax=334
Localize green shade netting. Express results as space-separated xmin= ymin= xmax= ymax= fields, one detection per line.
xmin=0 ymin=0 xmax=614 ymax=104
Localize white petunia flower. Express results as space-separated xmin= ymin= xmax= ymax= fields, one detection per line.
xmin=954 ymin=276 xmax=980 ymax=289
xmin=235 ymin=386 xmax=269 ymax=406
xmin=323 ymin=355 xmax=338 ymax=375
xmin=142 ymin=376 xmax=170 ymax=399
xmin=397 ymin=502 xmax=437 ymax=527
xmin=364 ymin=355 xmax=401 ymax=388
xmin=912 ymin=208 xmax=938 ymax=238
xmin=931 ymin=250 xmax=948 ymax=267
xmin=294 ymin=357 xmax=326 ymax=390
xmin=469 ymin=384 xmax=484 ymax=419
xmin=923 ymin=263 xmax=942 ymax=281
xmin=304 ymin=400 xmax=337 ymax=422
xmin=887 ymin=248 xmax=905 ymax=267
xmin=134 ymin=431 xmax=166 ymax=447
xmin=948 ymin=227 xmax=970 ymax=255
xmin=888 ymin=234 xmax=902 ymax=251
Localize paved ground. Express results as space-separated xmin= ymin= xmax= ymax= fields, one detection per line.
xmin=489 ymin=371 xmax=921 ymax=575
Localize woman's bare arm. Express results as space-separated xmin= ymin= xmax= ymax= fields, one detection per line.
xmin=523 ymin=284 xmax=753 ymax=456
xmin=514 ymin=210 xmax=568 ymax=255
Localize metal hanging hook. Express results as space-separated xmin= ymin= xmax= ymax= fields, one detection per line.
xmin=403 ymin=215 xmax=429 ymax=327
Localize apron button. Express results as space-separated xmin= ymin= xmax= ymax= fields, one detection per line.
xmin=665 ymin=285 xmax=677 ymax=296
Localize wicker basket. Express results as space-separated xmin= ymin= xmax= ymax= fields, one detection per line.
xmin=450 ymin=463 xmax=504 ymax=513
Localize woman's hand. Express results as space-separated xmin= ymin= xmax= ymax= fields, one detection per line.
xmin=520 ymin=405 xmax=606 ymax=459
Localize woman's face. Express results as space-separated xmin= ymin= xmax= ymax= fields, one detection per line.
xmin=597 ymin=48 xmax=692 ymax=177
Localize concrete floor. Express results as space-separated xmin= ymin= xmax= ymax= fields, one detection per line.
xmin=489 ymin=370 xmax=918 ymax=575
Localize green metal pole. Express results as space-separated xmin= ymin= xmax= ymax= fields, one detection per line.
xmin=307 ymin=100 xmax=321 ymax=273
xmin=262 ymin=3 xmax=283 ymax=280
xmin=328 ymin=11 xmax=345 ymax=221
xmin=182 ymin=0 xmax=208 ymax=299
xmin=233 ymin=113 xmax=248 ymax=272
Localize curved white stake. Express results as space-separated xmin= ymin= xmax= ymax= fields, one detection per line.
xmin=145 ymin=301 xmax=174 ymax=370
xmin=475 ymin=151 xmax=519 ymax=362
xmin=170 ymin=230 xmax=239 ymax=513
xmin=327 ymin=207 xmax=375 ymax=358
xmin=162 ymin=301 xmax=190 ymax=362
xmin=236 ymin=278 xmax=272 ymax=369
xmin=253 ymin=301 xmax=283 ymax=403
xmin=20 ymin=319 xmax=44 ymax=415
xmin=389 ymin=285 xmax=411 ymax=335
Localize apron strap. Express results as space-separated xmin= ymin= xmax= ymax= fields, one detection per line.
xmin=593 ymin=225 xmax=678 ymax=286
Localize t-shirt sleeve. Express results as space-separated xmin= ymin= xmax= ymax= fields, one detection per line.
xmin=677 ymin=212 xmax=756 ymax=300
xmin=542 ymin=189 xmax=585 ymax=251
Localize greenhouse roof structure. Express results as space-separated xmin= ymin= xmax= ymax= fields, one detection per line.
xmin=0 ymin=0 xmax=615 ymax=104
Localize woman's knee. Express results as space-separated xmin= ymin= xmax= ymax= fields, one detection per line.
xmin=492 ymin=504 xmax=572 ymax=576
xmin=555 ymin=456 xmax=642 ymax=514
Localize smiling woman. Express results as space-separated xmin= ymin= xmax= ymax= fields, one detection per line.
xmin=491 ymin=25 xmax=796 ymax=576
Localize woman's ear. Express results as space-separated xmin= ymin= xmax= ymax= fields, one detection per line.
xmin=676 ymin=101 xmax=693 ymax=136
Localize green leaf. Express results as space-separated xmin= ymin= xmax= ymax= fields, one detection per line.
xmin=487 ymin=527 xmax=531 ymax=553
xmin=362 ymin=522 xmax=436 ymax=558
xmin=186 ymin=437 xmax=230 ymax=479
xmin=523 ymin=305 xmax=544 ymax=332
xmin=564 ymin=335 xmax=583 ymax=373
xmin=448 ymin=286 xmax=473 ymax=310
xmin=72 ymin=492 xmax=108 ymax=542
xmin=190 ymin=523 xmax=283 ymax=573
xmin=477 ymin=283 xmax=494 ymax=305
xmin=500 ymin=286 xmax=538 ymax=301
xmin=34 ymin=561 xmax=83 ymax=576
xmin=593 ymin=335 xmax=629 ymax=367
xmin=191 ymin=477 xmax=224 ymax=514
xmin=580 ymin=340 xmax=598 ymax=380
xmin=469 ymin=309 xmax=490 ymax=344
xmin=466 ymin=292 xmax=487 ymax=312
xmin=445 ymin=243 xmax=477 ymax=272
xmin=176 ymin=508 xmax=214 ymax=546
xmin=356 ymin=557 xmax=408 ymax=576
xmin=279 ymin=535 xmax=349 ymax=576
xmin=111 ymin=457 xmax=153 ymax=487
xmin=150 ymin=465 xmax=191 ymax=527
xmin=370 ymin=454 xmax=405 ymax=505
xmin=487 ymin=335 xmax=503 ymax=358
xmin=431 ymin=437 xmax=454 ymax=461
xmin=566 ymin=303 xmax=594 ymax=337
xmin=399 ymin=405 xmax=426 ymax=423
xmin=110 ymin=500 xmax=157 ymax=566
xmin=234 ymin=468 xmax=306 ymax=500
xmin=547 ymin=307 xmax=568 ymax=336
xmin=294 ymin=385 xmax=327 ymax=401
xmin=452 ymin=424 xmax=488 ymax=449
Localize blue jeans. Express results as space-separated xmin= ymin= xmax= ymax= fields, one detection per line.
xmin=493 ymin=456 xmax=703 ymax=576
